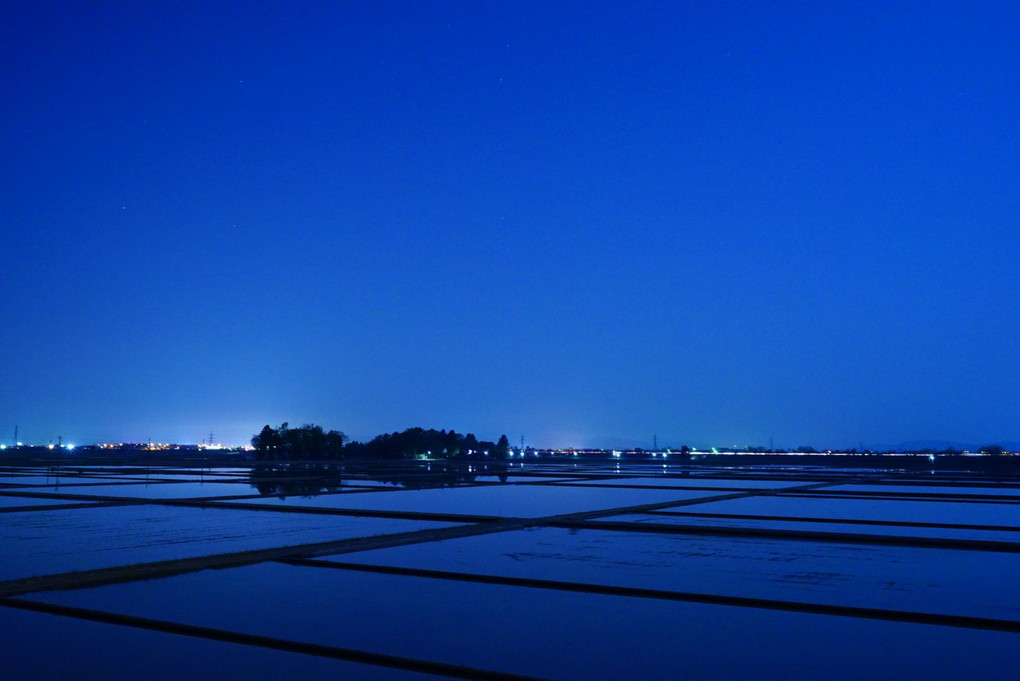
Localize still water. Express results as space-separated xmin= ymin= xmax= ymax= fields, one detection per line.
xmin=2 ymin=460 xmax=1019 ymax=679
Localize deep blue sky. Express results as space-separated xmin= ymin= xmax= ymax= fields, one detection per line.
xmin=2 ymin=2 xmax=1017 ymax=449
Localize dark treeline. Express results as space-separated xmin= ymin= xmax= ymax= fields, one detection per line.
xmin=251 ymin=423 xmax=510 ymax=462
xmin=251 ymin=423 xmax=347 ymax=461
xmin=344 ymin=428 xmax=510 ymax=460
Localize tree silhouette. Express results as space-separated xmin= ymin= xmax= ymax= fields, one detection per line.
xmin=251 ymin=423 xmax=346 ymax=460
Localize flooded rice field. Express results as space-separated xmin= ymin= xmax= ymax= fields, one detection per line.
xmin=2 ymin=459 xmax=1019 ymax=679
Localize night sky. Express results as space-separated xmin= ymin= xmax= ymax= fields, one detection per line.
xmin=3 ymin=2 xmax=1018 ymax=449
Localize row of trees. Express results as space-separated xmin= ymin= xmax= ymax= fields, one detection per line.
xmin=343 ymin=427 xmax=509 ymax=460
xmin=251 ymin=423 xmax=510 ymax=461
xmin=251 ymin=423 xmax=347 ymax=461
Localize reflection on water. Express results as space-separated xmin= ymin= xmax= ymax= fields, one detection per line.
xmin=0 ymin=505 xmax=452 ymax=582
xmin=248 ymin=460 xmax=510 ymax=497
xmin=10 ymin=460 xmax=1020 ymax=680
xmin=25 ymin=561 xmax=1020 ymax=680
xmin=348 ymin=460 xmax=509 ymax=489
xmin=249 ymin=463 xmax=345 ymax=497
